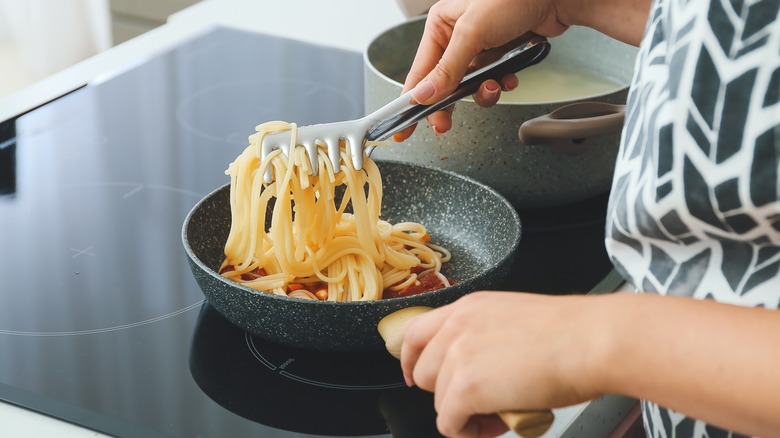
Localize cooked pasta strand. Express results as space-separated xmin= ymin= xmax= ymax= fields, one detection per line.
xmin=222 ymin=121 xmax=451 ymax=301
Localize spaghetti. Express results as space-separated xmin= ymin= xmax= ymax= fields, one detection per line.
xmin=220 ymin=121 xmax=452 ymax=301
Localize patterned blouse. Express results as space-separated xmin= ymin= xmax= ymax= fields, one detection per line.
xmin=604 ymin=0 xmax=780 ymax=435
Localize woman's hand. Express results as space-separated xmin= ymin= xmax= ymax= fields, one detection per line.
xmin=401 ymin=290 xmax=780 ymax=438
xmin=400 ymin=291 xmax=606 ymax=437
xmin=392 ymin=0 xmax=651 ymax=142
xmin=393 ymin=0 xmax=569 ymax=142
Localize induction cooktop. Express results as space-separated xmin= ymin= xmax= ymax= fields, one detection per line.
xmin=0 ymin=26 xmax=617 ymax=437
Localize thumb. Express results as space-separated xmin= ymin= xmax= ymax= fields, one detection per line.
xmin=411 ymin=26 xmax=482 ymax=105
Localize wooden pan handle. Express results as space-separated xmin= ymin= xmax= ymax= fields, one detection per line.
xmin=498 ymin=411 xmax=555 ymax=438
xmin=377 ymin=306 xmax=554 ymax=438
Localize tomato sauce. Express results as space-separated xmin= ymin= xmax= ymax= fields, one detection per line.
xmin=382 ymin=272 xmax=456 ymax=299
xmin=221 ymin=264 xmax=453 ymax=300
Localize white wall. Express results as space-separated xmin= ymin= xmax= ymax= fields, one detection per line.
xmin=0 ymin=0 xmax=111 ymax=98
xmin=0 ymin=0 xmax=201 ymax=98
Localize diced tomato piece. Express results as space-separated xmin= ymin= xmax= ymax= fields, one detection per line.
xmin=240 ymin=267 xmax=267 ymax=281
xmin=382 ymin=272 xmax=455 ymax=299
xmin=314 ymin=288 xmax=328 ymax=300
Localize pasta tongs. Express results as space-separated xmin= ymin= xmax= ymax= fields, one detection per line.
xmin=260 ymin=32 xmax=550 ymax=181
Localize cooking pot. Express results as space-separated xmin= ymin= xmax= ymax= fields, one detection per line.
xmin=364 ymin=16 xmax=639 ymax=208
xmin=182 ymin=160 xmax=521 ymax=351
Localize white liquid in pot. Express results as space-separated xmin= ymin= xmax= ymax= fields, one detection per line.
xmin=497 ymin=64 xmax=624 ymax=103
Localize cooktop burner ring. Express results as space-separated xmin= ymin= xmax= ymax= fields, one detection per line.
xmin=175 ymin=77 xmax=362 ymax=147
xmin=0 ymin=300 xmax=204 ymax=336
xmin=244 ymin=332 xmax=406 ymax=391
xmin=0 ymin=181 xmax=207 ymax=336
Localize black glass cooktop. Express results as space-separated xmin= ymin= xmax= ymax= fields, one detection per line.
xmin=0 ymin=27 xmax=616 ymax=437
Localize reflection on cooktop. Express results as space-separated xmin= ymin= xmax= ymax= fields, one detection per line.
xmin=190 ymin=303 xmax=443 ymax=437
xmin=176 ymin=78 xmax=362 ymax=146
xmin=244 ymin=332 xmax=405 ymax=390
xmin=0 ymin=181 xmax=205 ymax=336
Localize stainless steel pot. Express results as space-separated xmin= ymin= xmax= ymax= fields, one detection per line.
xmin=364 ymin=17 xmax=638 ymax=208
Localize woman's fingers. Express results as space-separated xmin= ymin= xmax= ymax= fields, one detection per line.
xmin=392 ymin=0 xmax=569 ymax=142
xmin=395 ymin=2 xmax=482 ymax=141
xmin=392 ymin=104 xmax=454 ymax=142
xmin=472 ymin=80 xmax=502 ymax=107
xmin=432 ymin=337 xmax=479 ymax=436
xmin=392 ymin=125 xmax=417 ymax=142
xmin=461 ymin=414 xmax=510 ymax=438
xmin=393 ymin=21 xmax=523 ymax=141
xmin=428 ymin=105 xmax=455 ymax=135
xmin=471 ymin=74 xmax=520 ymax=107
xmin=411 ymin=17 xmax=485 ymax=104
xmin=403 ymin=2 xmax=473 ymax=95
xmin=393 ymin=72 xmax=511 ymax=142
xmin=400 ymin=304 xmax=455 ymax=387
xmin=501 ymin=72 xmax=519 ymax=91
xmin=401 ymin=292 xmax=582 ymax=438
xmin=426 ymin=306 xmax=516 ymax=438
xmin=437 ymin=388 xmax=509 ymax=437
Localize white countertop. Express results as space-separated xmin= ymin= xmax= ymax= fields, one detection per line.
xmin=0 ymin=1 xmax=633 ymax=436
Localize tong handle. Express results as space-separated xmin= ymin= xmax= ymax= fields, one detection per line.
xmin=499 ymin=411 xmax=556 ymax=438
xmin=366 ymin=33 xmax=551 ymax=142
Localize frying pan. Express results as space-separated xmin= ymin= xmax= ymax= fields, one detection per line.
xmin=182 ymin=160 xmax=521 ymax=351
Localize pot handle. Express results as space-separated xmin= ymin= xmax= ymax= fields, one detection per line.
xmin=518 ymin=102 xmax=625 ymax=155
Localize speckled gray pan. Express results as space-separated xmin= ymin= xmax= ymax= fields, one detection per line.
xmin=182 ymin=160 xmax=521 ymax=351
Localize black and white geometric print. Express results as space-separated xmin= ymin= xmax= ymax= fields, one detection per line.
xmin=605 ymin=0 xmax=780 ymax=435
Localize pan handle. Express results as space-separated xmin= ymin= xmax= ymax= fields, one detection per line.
xmin=518 ymin=102 xmax=625 ymax=156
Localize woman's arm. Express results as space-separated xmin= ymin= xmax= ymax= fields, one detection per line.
xmin=596 ymin=292 xmax=780 ymax=436
xmin=400 ymin=291 xmax=780 ymax=437
xmin=556 ymin=0 xmax=651 ymax=47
